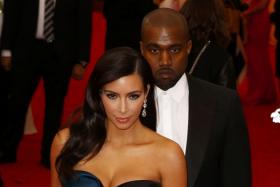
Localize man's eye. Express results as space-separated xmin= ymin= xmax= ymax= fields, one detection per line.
xmin=170 ymin=48 xmax=180 ymax=53
xmin=128 ymin=94 xmax=140 ymax=100
xmin=149 ymin=48 xmax=159 ymax=54
xmin=106 ymin=93 xmax=117 ymax=100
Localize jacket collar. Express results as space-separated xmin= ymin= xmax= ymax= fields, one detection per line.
xmin=186 ymin=75 xmax=214 ymax=187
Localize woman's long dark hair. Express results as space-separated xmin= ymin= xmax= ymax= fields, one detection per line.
xmin=56 ymin=47 xmax=155 ymax=179
xmin=181 ymin=0 xmax=230 ymax=52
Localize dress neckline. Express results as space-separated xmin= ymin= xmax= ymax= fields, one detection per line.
xmin=74 ymin=170 xmax=161 ymax=187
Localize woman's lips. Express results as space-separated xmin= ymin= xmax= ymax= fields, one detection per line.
xmin=116 ymin=117 xmax=129 ymax=123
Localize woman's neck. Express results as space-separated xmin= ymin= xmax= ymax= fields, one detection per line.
xmin=105 ymin=121 xmax=147 ymax=146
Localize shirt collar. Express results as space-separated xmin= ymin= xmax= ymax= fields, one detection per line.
xmin=155 ymin=74 xmax=188 ymax=102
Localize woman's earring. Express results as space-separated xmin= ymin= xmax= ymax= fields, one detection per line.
xmin=141 ymin=99 xmax=147 ymax=117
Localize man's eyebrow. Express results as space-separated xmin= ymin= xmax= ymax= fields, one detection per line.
xmin=145 ymin=43 xmax=183 ymax=48
xmin=169 ymin=44 xmax=183 ymax=48
xmin=145 ymin=43 xmax=159 ymax=48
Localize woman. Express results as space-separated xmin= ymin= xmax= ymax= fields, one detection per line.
xmin=271 ymin=0 xmax=280 ymax=78
xmin=50 ymin=47 xmax=187 ymax=187
xmin=181 ymin=0 xmax=236 ymax=89
xmin=241 ymin=0 xmax=276 ymax=104
xmin=270 ymin=0 xmax=280 ymax=79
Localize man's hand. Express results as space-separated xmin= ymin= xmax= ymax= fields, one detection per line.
xmin=72 ymin=63 xmax=86 ymax=80
xmin=158 ymin=0 xmax=180 ymax=11
xmin=153 ymin=0 xmax=162 ymax=5
xmin=1 ymin=56 xmax=12 ymax=71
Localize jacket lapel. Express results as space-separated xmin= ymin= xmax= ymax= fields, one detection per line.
xmin=186 ymin=76 xmax=213 ymax=187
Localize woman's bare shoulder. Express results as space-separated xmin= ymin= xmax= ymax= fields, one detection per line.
xmin=53 ymin=128 xmax=70 ymax=147
xmin=146 ymin=130 xmax=184 ymax=161
xmin=138 ymin=127 xmax=185 ymax=163
xmin=153 ymin=134 xmax=187 ymax=186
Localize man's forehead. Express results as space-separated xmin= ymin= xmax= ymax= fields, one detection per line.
xmin=144 ymin=24 xmax=184 ymax=33
xmin=142 ymin=26 xmax=187 ymax=42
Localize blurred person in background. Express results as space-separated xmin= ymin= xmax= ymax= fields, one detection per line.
xmin=242 ymin=0 xmax=276 ymax=104
xmin=181 ymin=0 xmax=236 ymax=89
xmin=0 ymin=175 xmax=3 ymax=187
xmin=270 ymin=0 xmax=280 ymax=78
xmin=0 ymin=0 xmax=11 ymax=170
xmin=103 ymin=0 xmax=157 ymax=51
xmin=224 ymin=0 xmax=249 ymax=78
xmin=0 ymin=0 xmax=92 ymax=168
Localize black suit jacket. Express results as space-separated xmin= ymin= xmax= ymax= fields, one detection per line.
xmin=148 ymin=75 xmax=251 ymax=187
xmin=1 ymin=0 xmax=92 ymax=64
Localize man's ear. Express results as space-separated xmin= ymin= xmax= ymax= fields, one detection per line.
xmin=140 ymin=41 xmax=144 ymax=55
xmin=186 ymin=40 xmax=192 ymax=54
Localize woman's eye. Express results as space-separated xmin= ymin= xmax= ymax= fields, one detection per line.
xmin=106 ymin=93 xmax=117 ymax=100
xmin=128 ymin=94 xmax=140 ymax=100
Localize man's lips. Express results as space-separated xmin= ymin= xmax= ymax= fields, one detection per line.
xmin=157 ymin=68 xmax=174 ymax=78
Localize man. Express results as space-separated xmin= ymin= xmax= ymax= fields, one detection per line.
xmin=140 ymin=8 xmax=251 ymax=187
xmin=0 ymin=0 xmax=10 ymax=153
xmin=0 ymin=0 xmax=92 ymax=168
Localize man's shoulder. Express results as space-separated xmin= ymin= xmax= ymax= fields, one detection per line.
xmin=187 ymin=76 xmax=242 ymax=116
xmin=188 ymin=75 xmax=237 ymax=99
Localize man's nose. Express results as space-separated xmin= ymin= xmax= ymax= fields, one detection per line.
xmin=159 ymin=51 xmax=171 ymax=66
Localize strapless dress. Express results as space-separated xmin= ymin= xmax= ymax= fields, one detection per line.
xmin=62 ymin=170 xmax=161 ymax=187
